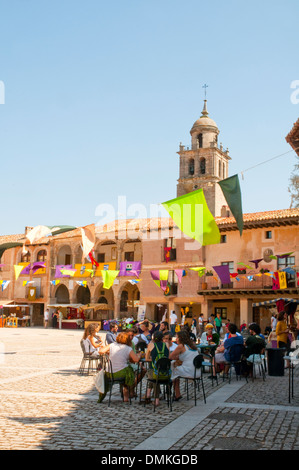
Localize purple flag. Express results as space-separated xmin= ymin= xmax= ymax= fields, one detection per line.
xmin=249 ymin=259 xmax=263 ymax=269
xmin=55 ymin=264 xmax=73 ymax=278
xmin=119 ymin=261 xmax=141 ymax=277
xmin=21 ymin=262 xmax=46 ymax=275
xmin=213 ymin=265 xmax=231 ymax=284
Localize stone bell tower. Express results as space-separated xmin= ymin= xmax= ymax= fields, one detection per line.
xmin=177 ymin=100 xmax=231 ymax=217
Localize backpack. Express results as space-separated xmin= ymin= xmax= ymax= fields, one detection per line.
xmin=152 ymin=343 xmax=171 ymax=380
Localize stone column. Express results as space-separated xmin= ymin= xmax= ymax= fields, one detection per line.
xmin=239 ymin=298 xmax=253 ymax=327
xmin=200 ymin=298 xmax=213 ymax=321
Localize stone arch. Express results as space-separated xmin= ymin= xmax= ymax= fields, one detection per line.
xmin=199 ymin=157 xmax=206 ymax=175
xmin=35 ymin=248 xmax=48 ymax=262
xmin=188 ymin=158 xmax=195 ymax=176
xmin=56 ymin=245 xmax=72 ymax=265
xmin=76 ymin=285 xmax=91 ymax=305
xmin=118 ymin=281 xmax=140 ymax=317
xmin=93 ymin=282 xmax=114 ymax=307
xmin=55 ymin=284 xmax=70 ymax=304
xmin=94 ymin=239 xmax=118 ymax=264
xmin=119 ymin=238 xmax=142 ymax=262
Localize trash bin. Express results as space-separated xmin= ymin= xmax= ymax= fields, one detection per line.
xmin=267 ymin=348 xmax=285 ymax=376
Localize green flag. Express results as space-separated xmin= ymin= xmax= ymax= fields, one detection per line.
xmin=162 ymin=189 xmax=220 ymax=246
xmin=101 ymin=270 xmax=119 ymax=289
xmin=218 ymin=174 xmax=243 ymax=236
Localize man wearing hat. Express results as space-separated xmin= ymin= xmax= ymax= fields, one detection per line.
xmin=200 ymin=323 xmax=220 ymax=346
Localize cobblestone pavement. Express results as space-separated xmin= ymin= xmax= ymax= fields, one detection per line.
xmin=0 ymin=328 xmax=298 ymax=451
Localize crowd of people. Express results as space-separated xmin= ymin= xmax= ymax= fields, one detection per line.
xmin=81 ymin=309 xmax=298 ymax=405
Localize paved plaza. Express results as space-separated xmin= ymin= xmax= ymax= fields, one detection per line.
xmin=0 ymin=327 xmax=298 ymax=451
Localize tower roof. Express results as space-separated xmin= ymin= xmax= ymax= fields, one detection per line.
xmin=190 ymin=100 xmax=218 ymax=134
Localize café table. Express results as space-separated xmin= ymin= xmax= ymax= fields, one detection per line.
xmin=284 ymin=355 xmax=298 ymax=403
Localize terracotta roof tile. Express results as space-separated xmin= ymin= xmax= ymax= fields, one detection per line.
xmin=216 ymin=208 xmax=299 ymax=225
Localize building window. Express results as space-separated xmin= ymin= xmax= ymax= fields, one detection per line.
xmin=265 ymin=231 xmax=272 ymax=239
xmin=221 ymin=261 xmax=234 ymax=272
xmin=164 ymin=238 xmax=176 ymax=261
xmin=199 ymin=158 xmax=206 ymax=175
xmin=36 ymin=250 xmax=47 ymax=262
xmin=221 ymin=261 xmax=233 ymax=288
xmin=21 ymin=251 xmax=31 ymax=263
xmin=220 ymin=235 xmax=227 ymax=244
xmin=189 ymin=158 xmax=195 ymax=176
xmin=218 ymin=160 xmax=222 ymax=178
xmin=97 ymin=253 xmax=105 ymax=263
xmin=197 ymin=133 xmax=203 ymax=148
xmin=277 ymin=256 xmax=296 ymax=287
xmin=124 ymin=252 xmax=134 ymax=262
xmin=215 ymin=307 xmax=227 ymax=320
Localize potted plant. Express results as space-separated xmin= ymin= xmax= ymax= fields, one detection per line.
xmin=237 ymin=268 xmax=246 ymax=274
xmin=205 ymin=270 xmax=213 ymax=276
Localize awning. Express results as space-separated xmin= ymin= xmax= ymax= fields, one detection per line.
xmin=80 ymin=303 xmax=109 ymax=310
xmin=47 ymin=304 xmax=84 ymax=309
xmin=252 ymin=298 xmax=299 ymax=307
xmin=0 ymin=301 xmax=30 ymax=308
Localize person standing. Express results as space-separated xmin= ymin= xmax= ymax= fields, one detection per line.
xmin=214 ymin=312 xmax=223 ymax=336
xmin=198 ymin=313 xmax=204 ymax=337
xmin=170 ymin=310 xmax=178 ymax=336
xmin=44 ymin=308 xmax=49 ymax=328
xmin=271 ymin=313 xmax=278 ymax=332
xmin=275 ymin=312 xmax=290 ymax=350
xmin=52 ymin=309 xmax=59 ymax=329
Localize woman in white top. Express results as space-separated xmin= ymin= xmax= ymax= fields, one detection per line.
xmin=162 ymin=331 xmax=177 ymax=352
xmin=169 ymin=330 xmax=199 ymax=401
xmin=82 ymin=323 xmax=102 ymax=357
xmin=98 ymin=331 xmax=142 ymax=403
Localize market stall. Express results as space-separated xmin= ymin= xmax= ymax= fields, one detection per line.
xmin=82 ymin=303 xmax=111 ymax=330
xmin=47 ymin=303 xmax=85 ymax=329
xmin=0 ymin=303 xmax=31 ymax=328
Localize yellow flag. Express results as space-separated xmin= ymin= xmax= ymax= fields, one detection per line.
xmin=278 ymin=272 xmax=287 ymax=289
xmin=101 ymin=270 xmax=119 ymax=289
xmin=14 ymin=265 xmax=24 ymax=280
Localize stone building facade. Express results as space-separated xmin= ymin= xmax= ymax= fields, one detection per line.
xmin=0 ymin=107 xmax=298 ymax=331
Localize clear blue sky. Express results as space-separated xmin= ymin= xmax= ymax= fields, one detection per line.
xmin=0 ymin=0 xmax=298 ymax=235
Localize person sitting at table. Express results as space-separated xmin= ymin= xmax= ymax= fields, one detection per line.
xmin=97 ymin=331 xmax=142 ymax=403
xmin=223 ymin=323 xmax=242 ymax=341
xmin=182 ymin=324 xmax=197 ymax=342
xmin=159 ymin=321 xmax=169 ymax=333
xmin=242 ymin=322 xmax=266 ymax=375
xmin=145 ymin=331 xmax=170 ymax=407
xmin=127 ymin=328 xmax=147 ymax=388
xmin=106 ymin=322 xmax=118 ymax=344
xmin=169 ymin=330 xmax=199 ymax=401
xmin=163 ymin=331 xmax=177 ymax=352
xmin=138 ymin=320 xmax=152 ymax=345
xmin=200 ymin=323 xmax=220 ymax=346
xmin=213 ymin=323 xmax=244 ymax=378
xmin=82 ymin=323 xmax=102 ymax=357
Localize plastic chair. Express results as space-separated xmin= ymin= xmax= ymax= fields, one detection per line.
xmin=102 ymin=355 xmax=132 ymax=407
xmin=144 ymin=358 xmax=172 ymax=412
xmin=223 ymin=344 xmax=248 ymax=384
xmin=183 ymin=354 xmax=206 ymax=406
xmin=246 ymin=342 xmax=266 ymax=382
xmin=135 ymin=341 xmax=147 ymax=352
xmin=79 ymin=339 xmax=101 ymax=375
xmin=201 ymin=352 xmax=219 ymax=387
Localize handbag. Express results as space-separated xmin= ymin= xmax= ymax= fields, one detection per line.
xmin=93 ymin=369 xmax=105 ymax=393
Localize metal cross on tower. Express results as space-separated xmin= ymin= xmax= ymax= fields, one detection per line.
xmin=202 ymin=83 xmax=208 ymax=99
